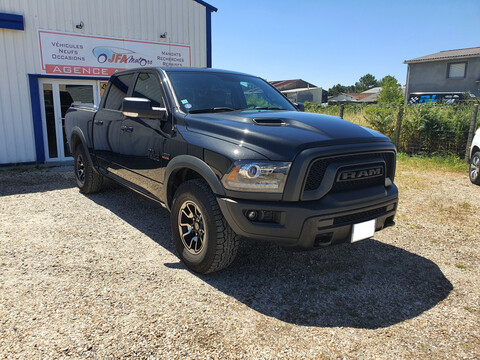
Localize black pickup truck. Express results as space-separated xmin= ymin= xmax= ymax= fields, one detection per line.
xmin=65 ymin=67 xmax=398 ymax=274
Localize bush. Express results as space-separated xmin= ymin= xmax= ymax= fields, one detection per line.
xmin=306 ymin=102 xmax=478 ymax=157
xmin=364 ymin=104 xmax=398 ymax=139
xmin=401 ymin=103 xmax=472 ymax=156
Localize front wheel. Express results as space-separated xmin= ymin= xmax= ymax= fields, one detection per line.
xmin=73 ymin=145 xmax=103 ymax=193
xmin=171 ymin=179 xmax=240 ymax=274
xmin=470 ymin=151 xmax=480 ymax=185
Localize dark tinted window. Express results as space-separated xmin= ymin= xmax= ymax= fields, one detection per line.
xmin=132 ymin=73 xmax=165 ymax=107
xmin=104 ymin=73 xmax=134 ymax=110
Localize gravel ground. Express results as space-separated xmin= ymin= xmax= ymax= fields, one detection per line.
xmin=0 ymin=164 xmax=479 ymax=359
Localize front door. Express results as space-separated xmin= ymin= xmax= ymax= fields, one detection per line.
xmin=39 ymin=80 xmax=100 ymax=161
xmin=93 ymin=71 xmax=168 ymax=200
xmin=119 ymin=71 xmax=170 ymax=198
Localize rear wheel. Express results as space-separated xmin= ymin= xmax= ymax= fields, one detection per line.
xmin=73 ymin=145 xmax=103 ymax=193
xmin=171 ymin=179 xmax=240 ymax=274
xmin=470 ymin=151 xmax=480 ymax=185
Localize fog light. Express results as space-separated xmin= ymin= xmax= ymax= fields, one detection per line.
xmin=246 ymin=210 xmax=258 ymax=221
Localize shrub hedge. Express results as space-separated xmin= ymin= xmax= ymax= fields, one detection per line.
xmin=305 ymin=102 xmax=478 ymax=157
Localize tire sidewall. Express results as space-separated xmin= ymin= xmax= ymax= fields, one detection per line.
xmin=470 ymin=151 xmax=480 ymax=185
xmin=171 ymin=182 xmax=219 ymax=273
xmin=73 ymin=146 xmax=87 ymax=189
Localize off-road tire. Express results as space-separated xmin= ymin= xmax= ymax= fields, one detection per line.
xmin=470 ymin=151 xmax=480 ymax=185
xmin=73 ymin=145 xmax=103 ymax=194
xmin=171 ymin=179 xmax=240 ymax=274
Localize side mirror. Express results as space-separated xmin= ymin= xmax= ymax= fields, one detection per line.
xmin=122 ymin=97 xmax=167 ymax=120
xmin=294 ymin=102 xmax=305 ymax=112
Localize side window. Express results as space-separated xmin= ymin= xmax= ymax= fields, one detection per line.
xmin=132 ymin=72 xmax=165 ymax=107
xmin=103 ymin=73 xmax=134 ymax=110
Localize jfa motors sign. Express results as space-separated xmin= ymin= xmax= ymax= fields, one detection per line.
xmin=38 ymin=30 xmax=191 ymax=77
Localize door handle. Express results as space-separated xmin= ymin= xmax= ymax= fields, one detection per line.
xmin=94 ymin=120 xmax=103 ymax=126
xmin=121 ymin=125 xmax=134 ymax=133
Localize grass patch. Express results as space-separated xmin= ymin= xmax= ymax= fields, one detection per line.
xmin=305 ymin=103 xmax=369 ymax=127
xmin=455 ymin=264 xmax=468 ymax=269
xmin=397 ymin=153 xmax=468 ymax=173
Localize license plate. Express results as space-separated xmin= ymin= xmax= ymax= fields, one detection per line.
xmin=351 ymin=219 xmax=376 ymax=243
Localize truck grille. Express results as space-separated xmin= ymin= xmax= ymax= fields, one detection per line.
xmin=303 ymin=152 xmax=395 ymax=192
xmin=330 ymin=170 xmax=385 ymax=193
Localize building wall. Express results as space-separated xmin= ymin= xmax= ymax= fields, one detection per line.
xmin=0 ymin=0 xmax=208 ymax=164
xmin=406 ymin=57 xmax=480 ymax=98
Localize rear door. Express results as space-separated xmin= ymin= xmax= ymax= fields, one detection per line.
xmin=92 ymin=72 xmax=135 ymax=178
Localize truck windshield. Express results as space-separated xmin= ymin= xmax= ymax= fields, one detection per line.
xmin=166 ymin=71 xmax=296 ymax=113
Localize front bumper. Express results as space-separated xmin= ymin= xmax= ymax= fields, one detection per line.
xmin=217 ymin=184 xmax=398 ymax=248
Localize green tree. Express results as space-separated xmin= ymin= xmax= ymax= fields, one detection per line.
xmin=380 ymin=75 xmax=398 ymax=86
xmin=355 ymin=74 xmax=378 ymax=92
xmin=328 ymin=83 xmax=355 ymax=97
xmin=377 ymin=76 xmax=404 ymax=104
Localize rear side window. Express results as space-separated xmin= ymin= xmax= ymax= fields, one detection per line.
xmin=132 ymin=73 xmax=165 ymax=107
xmin=103 ymin=73 xmax=134 ymax=110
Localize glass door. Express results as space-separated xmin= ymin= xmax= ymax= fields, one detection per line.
xmin=39 ymin=80 xmax=101 ymax=161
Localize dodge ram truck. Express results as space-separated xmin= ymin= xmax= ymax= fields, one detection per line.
xmin=65 ymin=67 xmax=398 ymax=274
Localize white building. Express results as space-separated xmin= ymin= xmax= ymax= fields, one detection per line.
xmin=0 ymin=0 xmax=217 ymax=165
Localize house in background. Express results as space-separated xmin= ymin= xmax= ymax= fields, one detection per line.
xmin=270 ymin=79 xmax=327 ymax=104
xmin=404 ymin=47 xmax=480 ymax=104
xmin=328 ymin=87 xmax=382 ymax=104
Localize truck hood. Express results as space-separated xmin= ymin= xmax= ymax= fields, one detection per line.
xmin=184 ymin=110 xmax=391 ymax=161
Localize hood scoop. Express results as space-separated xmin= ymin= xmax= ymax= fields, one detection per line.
xmin=252 ymin=118 xmax=286 ymax=126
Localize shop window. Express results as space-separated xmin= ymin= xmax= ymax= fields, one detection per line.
xmin=447 ymin=62 xmax=467 ymax=79
xmin=104 ymin=73 xmax=134 ymax=110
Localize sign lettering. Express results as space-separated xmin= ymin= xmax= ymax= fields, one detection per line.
xmin=38 ymin=30 xmax=191 ymax=77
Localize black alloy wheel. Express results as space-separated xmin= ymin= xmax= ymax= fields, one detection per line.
xmin=171 ymin=179 xmax=240 ymax=274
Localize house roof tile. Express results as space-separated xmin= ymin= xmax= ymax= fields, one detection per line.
xmin=344 ymin=93 xmax=370 ymax=100
xmin=404 ymin=47 xmax=480 ymax=64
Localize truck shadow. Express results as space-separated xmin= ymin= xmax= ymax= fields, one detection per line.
xmin=87 ymin=187 xmax=453 ymax=330
xmin=205 ymin=239 xmax=453 ymax=329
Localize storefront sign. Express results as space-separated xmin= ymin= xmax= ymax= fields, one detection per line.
xmin=38 ymin=30 xmax=191 ymax=77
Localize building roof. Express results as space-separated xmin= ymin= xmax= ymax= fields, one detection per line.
xmin=193 ymin=0 xmax=217 ymax=12
xmin=270 ymin=79 xmax=300 ymax=88
xmin=404 ymin=47 xmax=480 ymax=64
xmin=361 ymin=86 xmax=382 ymax=94
xmin=281 ymin=87 xmax=322 ymax=93
xmin=328 ymin=92 xmax=377 ymax=103
xmin=359 ymin=93 xmax=379 ymax=102
xmin=270 ymin=79 xmax=317 ymax=91
xmin=344 ymin=93 xmax=371 ymax=100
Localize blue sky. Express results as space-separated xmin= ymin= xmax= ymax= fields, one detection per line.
xmin=211 ymin=0 xmax=480 ymax=89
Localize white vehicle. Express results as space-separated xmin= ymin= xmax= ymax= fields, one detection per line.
xmin=469 ymin=128 xmax=480 ymax=185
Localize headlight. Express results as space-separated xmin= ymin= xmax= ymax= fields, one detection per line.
xmin=221 ymin=161 xmax=291 ymax=193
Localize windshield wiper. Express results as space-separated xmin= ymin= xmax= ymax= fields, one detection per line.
xmin=188 ymin=107 xmax=237 ymax=114
xmin=254 ymin=106 xmax=285 ymax=110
